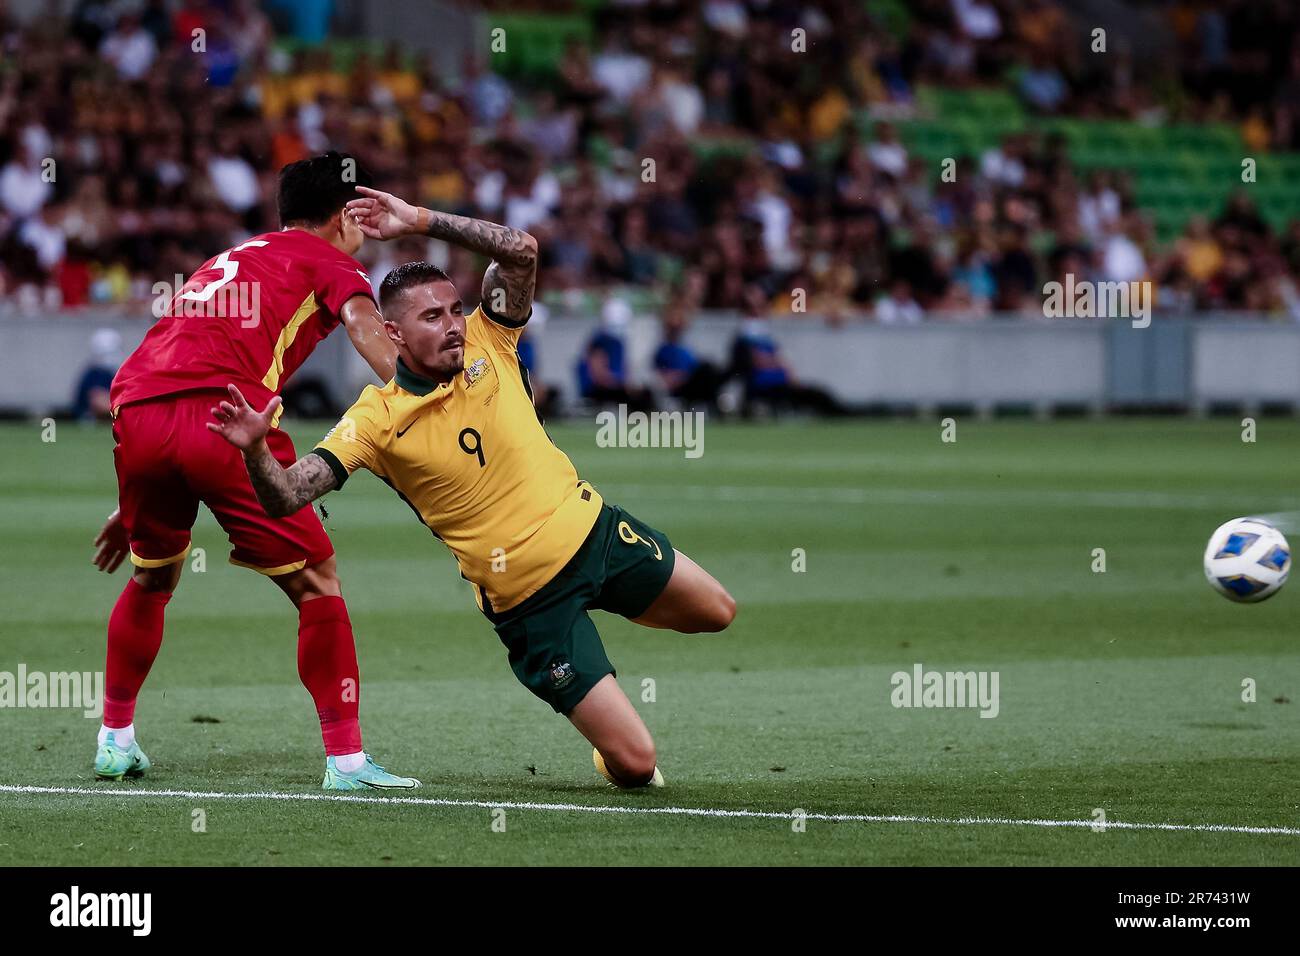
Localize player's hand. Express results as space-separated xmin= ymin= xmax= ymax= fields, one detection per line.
xmin=345 ymin=186 xmax=422 ymax=240
xmin=206 ymin=384 xmax=280 ymax=453
xmin=92 ymin=508 xmax=129 ymax=574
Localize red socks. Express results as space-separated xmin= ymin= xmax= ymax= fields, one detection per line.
xmin=105 ymin=584 xmax=363 ymax=757
xmin=103 ymin=578 xmax=171 ymax=728
xmin=297 ymin=595 xmax=363 ymax=756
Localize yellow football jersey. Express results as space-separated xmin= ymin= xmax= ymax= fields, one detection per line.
xmin=314 ymin=305 xmax=603 ymax=612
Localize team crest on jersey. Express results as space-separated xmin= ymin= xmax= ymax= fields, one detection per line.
xmin=463 ymin=357 xmax=490 ymax=388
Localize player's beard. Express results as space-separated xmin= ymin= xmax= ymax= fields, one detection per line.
xmin=403 ymin=340 xmax=463 ymax=384
xmin=439 ymin=341 xmax=465 ymax=377
xmin=423 ymin=341 xmax=464 ymax=381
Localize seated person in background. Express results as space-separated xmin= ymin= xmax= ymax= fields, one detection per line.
xmin=576 ymin=297 xmax=654 ymax=412
xmin=516 ymin=301 xmax=560 ymax=420
xmin=729 ymin=286 xmax=846 ymax=417
xmin=653 ymin=301 xmax=724 ymax=412
xmin=874 ymin=278 xmax=924 ymax=325
xmin=71 ymin=328 xmax=122 ymax=421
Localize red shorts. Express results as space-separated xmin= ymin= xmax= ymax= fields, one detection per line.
xmin=112 ymin=390 xmax=334 ymax=575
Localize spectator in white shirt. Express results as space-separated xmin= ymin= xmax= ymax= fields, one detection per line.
xmin=1078 ymin=171 xmax=1122 ymax=243
xmin=1100 ymin=215 xmax=1148 ymax=284
xmin=867 ymin=122 xmax=909 ymax=179
xmin=703 ymin=0 xmax=748 ymax=37
xmin=18 ymin=204 xmax=66 ymax=272
xmin=980 ymin=135 xmax=1026 ymax=187
xmin=0 ymin=145 xmax=52 ymax=219
xmin=876 ymin=279 xmax=925 ymax=324
xmin=951 ymin=0 xmax=1001 ymax=40
xmin=592 ymin=37 xmax=651 ymax=104
xmin=206 ymin=149 xmax=260 ymax=213
xmin=657 ymin=64 xmax=704 ymax=136
xmin=100 ymin=14 xmax=157 ymax=82
xmin=745 ymin=167 xmax=799 ymax=272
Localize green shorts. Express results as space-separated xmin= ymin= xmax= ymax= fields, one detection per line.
xmin=484 ymin=503 xmax=676 ymax=715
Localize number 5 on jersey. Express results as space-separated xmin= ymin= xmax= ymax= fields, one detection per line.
xmin=179 ymin=238 xmax=269 ymax=327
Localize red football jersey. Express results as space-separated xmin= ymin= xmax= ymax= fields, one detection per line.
xmin=112 ymin=230 xmax=374 ymax=411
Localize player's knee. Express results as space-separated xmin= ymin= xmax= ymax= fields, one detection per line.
xmin=283 ymin=557 xmax=342 ymax=604
xmin=309 ymin=557 xmax=342 ymax=594
xmin=132 ymin=563 xmax=181 ymax=593
xmin=696 ymin=586 xmax=736 ymax=633
xmin=714 ymin=588 xmax=737 ymax=630
xmin=607 ymin=739 xmax=657 ymax=786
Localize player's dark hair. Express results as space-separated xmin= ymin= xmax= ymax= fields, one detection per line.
xmin=379 ymin=261 xmax=453 ymax=314
xmin=277 ymin=151 xmax=372 ymax=227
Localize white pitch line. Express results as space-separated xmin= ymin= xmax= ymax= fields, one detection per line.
xmin=1 ymin=784 xmax=1297 ymax=836
xmin=603 ymin=483 xmax=1300 ymax=513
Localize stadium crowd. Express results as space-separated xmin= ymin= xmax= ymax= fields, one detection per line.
xmin=3 ymin=0 xmax=1300 ymax=329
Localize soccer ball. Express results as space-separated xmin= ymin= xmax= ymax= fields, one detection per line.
xmin=1203 ymin=517 xmax=1291 ymax=603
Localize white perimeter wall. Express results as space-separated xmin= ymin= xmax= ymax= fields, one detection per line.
xmin=2 ymin=313 xmax=1297 ymax=416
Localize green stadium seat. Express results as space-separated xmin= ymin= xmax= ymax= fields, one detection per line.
xmin=486 ymin=13 xmax=593 ymax=80
xmin=894 ymin=82 xmax=1300 ymax=239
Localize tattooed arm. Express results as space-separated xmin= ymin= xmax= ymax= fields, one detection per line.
xmin=423 ymin=210 xmax=537 ymax=324
xmin=346 ymin=186 xmax=538 ymax=323
xmin=206 ymin=385 xmax=338 ymax=518
xmin=242 ymin=445 xmax=338 ymax=518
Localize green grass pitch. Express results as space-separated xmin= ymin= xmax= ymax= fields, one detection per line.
xmin=1 ymin=417 xmax=1298 ymax=866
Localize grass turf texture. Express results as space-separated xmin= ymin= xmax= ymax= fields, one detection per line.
xmin=1 ymin=417 xmax=1298 ymax=866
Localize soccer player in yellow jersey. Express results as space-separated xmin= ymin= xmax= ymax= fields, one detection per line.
xmin=208 ymin=186 xmax=736 ymax=788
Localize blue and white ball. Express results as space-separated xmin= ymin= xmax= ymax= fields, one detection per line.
xmin=1204 ymin=517 xmax=1291 ymax=603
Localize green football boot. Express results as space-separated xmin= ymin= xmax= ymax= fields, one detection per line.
xmin=94 ymin=731 xmax=151 ymax=781
xmin=322 ymin=754 xmax=420 ymax=791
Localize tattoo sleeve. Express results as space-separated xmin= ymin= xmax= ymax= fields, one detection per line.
xmin=242 ymin=445 xmax=339 ymax=518
xmin=419 ymin=209 xmax=538 ymax=323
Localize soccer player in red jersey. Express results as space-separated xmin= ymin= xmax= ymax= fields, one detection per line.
xmin=90 ymin=152 xmax=419 ymax=790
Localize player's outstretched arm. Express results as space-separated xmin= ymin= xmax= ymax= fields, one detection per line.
xmin=206 ymin=385 xmax=338 ymax=518
xmin=339 ymin=296 xmax=397 ymax=382
xmin=346 ymin=186 xmax=538 ymax=323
